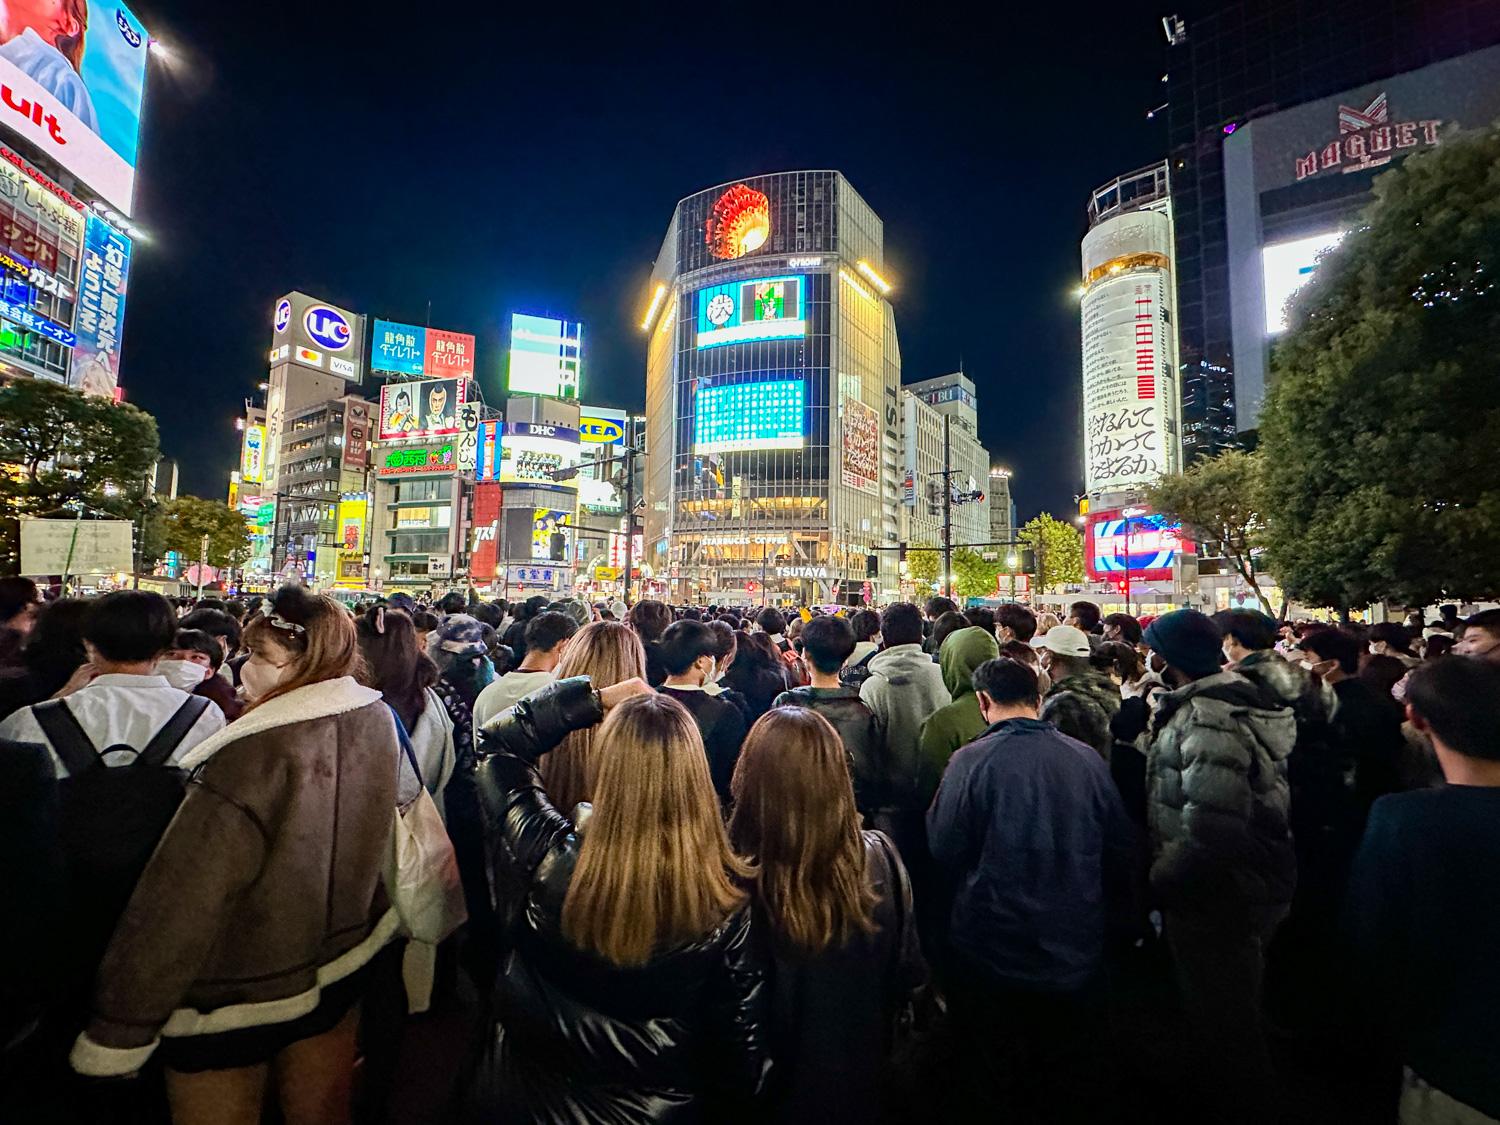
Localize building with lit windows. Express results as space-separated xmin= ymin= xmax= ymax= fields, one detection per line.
xmin=902 ymin=373 xmax=992 ymax=555
xmin=641 ymin=171 xmax=903 ymax=604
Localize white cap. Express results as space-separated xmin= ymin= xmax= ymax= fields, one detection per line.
xmin=1030 ymin=624 xmax=1091 ymax=657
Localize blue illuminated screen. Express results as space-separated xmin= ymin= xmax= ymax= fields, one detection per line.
xmin=693 ymin=379 xmax=805 ymax=453
xmin=695 ymin=275 xmax=805 ymax=348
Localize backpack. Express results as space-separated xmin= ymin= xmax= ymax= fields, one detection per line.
xmin=32 ymin=695 xmax=211 ymax=971
xmin=780 ymin=645 xmax=810 ymax=687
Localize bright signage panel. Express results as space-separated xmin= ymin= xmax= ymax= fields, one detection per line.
xmin=695 ymin=275 xmax=805 ymax=348
xmin=1262 ymin=231 xmax=1345 ymax=333
xmin=840 ymin=397 xmax=879 ymax=494
xmin=496 ymin=421 xmax=581 ymax=489
xmin=240 ymin=423 xmax=265 ymax=484
xmin=1086 ymin=508 xmax=1192 ymax=583
xmin=370 ymin=319 xmax=476 ymax=378
xmin=375 ymin=441 xmax=457 ymax=477
xmin=693 ymin=379 xmax=805 ymax=454
xmin=508 ymin=312 xmax=581 ymax=398
xmin=70 ymin=213 xmax=130 ymax=396
xmin=1081 ymin=269 xmax=1172 ymax=493
xmin=377 ymin=378 xmax=465 ymax=441
xmin=271 ymin=292 xmax=364 ymax=382
xmin=0 ymin=3 xmax=149 ymax=215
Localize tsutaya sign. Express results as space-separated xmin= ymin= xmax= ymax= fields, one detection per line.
xmin=776 ymin=565 xmax=828 ymax=580
xmin=1294 ymin=93 xmax=1440 ymax=181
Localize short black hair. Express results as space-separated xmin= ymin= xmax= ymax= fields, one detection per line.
xmin=173 ymin=628 xmax=224 ymax=670
xmin=849 ymin=609 xmax=881 ymax=642
xmin=924 ymin=596 xmax=958 ymax=620
xmin=706 ymin=619 xmax=737 ymax=660
xmin=1102 ymin=612 xmax=1142 ymax=645
xmin=1369 ymin=622 xmax=1414 ymax=655
xmin=1095 ymin=640 xmax=1142 ymax=682
xmin=1407 ymin=657 xmax=1500 ymax=761
xmin=932 ymin=611 xmax=968 ymax=654
xmin=84 ymin=591 xmax=177 ymax=663
xmin=964 ymin=607 xmax=996 ymax=635
xmin=412 ymin=610 xmax=439 ymax=633
xmin=0 ymin=576 xmax=38 ymax=625
xmin=1214 ymin=609 xmax=1278 ymax=653
xmin=525 ymin=611 xmax=577 ymax=654
xmin=999 ymin=639 xmax=1039 ymax=666
xmin=179 ymin=608 xmax=242 ymax=654
xmin=755 ymin=607 xmax=787 ymax=635
xmin=996 ymin=603 xmax=1037 ymax=642
xmin=800 ymin=615 xmax=856 ymax=674
xmin=880 ymin=602 xmax=924 ymax=647
xmin=659 ymin=619 xmax=719 ymax=675
xmin=1299 ymin=628 xmax=1360 ymax=674
xmin=1069 ymin=601 xmax=1102 ymax=631
xmin=972 ymin=657 xmax=1040 ymax=707
xmin=438 ymin=592 xmax=467 ymax=615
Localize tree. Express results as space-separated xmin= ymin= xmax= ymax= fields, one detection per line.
xmin=952 ymin=548 xmax=1003 ymax=600
xmin=1259 ymin=123 xmax=1500 ymax=609
xmin=161 ymin=497 xmax=251 ymax=571
xmin=905 ymin=541 xmax=940 ymax=590
xmin=1019 ymin=513 xmax=1084 ymax=593
xmin=1145 ymin=449 xmax=1275 ymax=616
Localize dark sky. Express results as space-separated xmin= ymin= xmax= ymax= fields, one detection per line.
xmin=123 ymin=4 xmax=1197 ymax=520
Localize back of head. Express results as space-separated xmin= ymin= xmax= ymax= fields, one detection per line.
xmin=963 ymin=607 xmax=996 ymax=636
xmin=996 ymin=603 xmax=1037 ymax=643
xmin=931 ymin=611 xmax=969 ymax=654
xmin=940 ymin=626 xmax=1001 ymax=693
xmin=0 ymin=575 xmax=38 ymax=627
xmin=549 ymin=598 xmax=592 ymax=631
xmin=739 ymin=630 xmax=783 ymax=672
xmin=730 ymin=707 xmax=874 ymax=954
xmin=1096 ymin=640 xmax=1143 ymax=683
xmin=999 ymin=639 xmax=1040 ymax=668
xmin=243 ymin=586 xmax=360 ymax=707
xmin=554 ymin=620 xmax=646 ymax=686
xmin=1102 ymin=612 xmax=1142 ymax=646
xmin=1069 ymin=601 xmax=1102 ymax=633
xmin=706 ymin=619 xmax=737 ymax=661
xmin=470 ymin=602 xmax=502 ymax=629
xmin=562 ymin=693 xmax=750 ymax=966
xmin=972 ymin=657 xmax=1041 ymax=710
xmin=1359 ymin=653 xmax=1408 ymax=698
xmin=23 ymin=598 xmax=90 ymax=688
xmin=1142 ymin=609 xmax=1224 ymax=681
xmin=1214 ymin=609 xmax=1278 ymax=653
xmin=84 ymin=591 xmax=176 ymax=664
xmin=525 ymin=610 xmax=579 ymax=657
xmin=357 ymin=607 xmax=435 ymax=726
xmin=438 ymin=591 xmax=468 ymax=615
xmin=799 ymin=614 xmax=855 ymax=675
xmin=1407 ymin=657 xmax=1500 ymax=761
xmin=659 ymin=619 xmax=718 ymax=676
xmin=755 ymin=607 xmax=788 ymax=636
xmin=194 ymin=597 xmax=228 ymax=614
xmin=849 ymin=609 xmax=881 ymax=643
xmin=880 ymin=602 xmax=924 ymax=648
xmin=628 ymin=599 xmax=673 ymax=644
xmin=925 ymin=596 xmax=958 ymax=620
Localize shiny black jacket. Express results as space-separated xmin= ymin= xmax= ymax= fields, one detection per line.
xmin=476 ymin=678 xmax=772 ymax=1124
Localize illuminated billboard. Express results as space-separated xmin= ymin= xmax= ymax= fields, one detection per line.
xmin=377 ymin=378 xmax=465 ymax=441
xmin=693 ymin=379 xmax=805 ymax=454
xmin=840 ymin=397 xmax=879 ymax=494
xmin=376 ymin=441 xmax=457 ymax=477
xmin=706 ymin=184 xmax=771 ymax=260
xmin=1086 ymin=509 xmax=1193 ymax=583
xmin=579 ymin=407 xmax=627 ymax=445
xmin=371 ymin=319 xmax=476 ymax=378
xmin=240 ymin=423 xmax=265 ymax=484
xmin=508 ymin=313 xmax=581 ymax=398
xmin=496 ymin=421 xmax=581 ymax=489
xmin=475 ymin=418 xmax=501 ymax=481
xmin=1262 ymin=231 xmax=1345 ymax=333
xmin=270 ymin=292 xmax=365 ymax=382
xmin=0 ymin=3 xmax=149 ymax=215
xmin=531 ymin=509 xmax=570 ymax=561
xmin=695 ymin=275 xmax=805 ymax=348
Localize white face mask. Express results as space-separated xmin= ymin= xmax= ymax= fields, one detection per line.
xmin=241 ymin=652 xmax=291 ymax=702
xmin=156 ymin=658 xmax=209 ymax=692
xmin=1369 ymin=642 xmax=1383 ymax=656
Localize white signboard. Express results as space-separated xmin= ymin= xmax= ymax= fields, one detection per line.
xmin=426 ymin=556 xmax=452 ymax=579
xmin=20 ymin=517 xmax=132 ymax=576
xmin=1262 ymin=230 xmax=1345 ymax=333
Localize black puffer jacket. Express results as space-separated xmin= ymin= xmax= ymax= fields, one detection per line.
xmin=475 ymin=678 xmax=772 ymax=1124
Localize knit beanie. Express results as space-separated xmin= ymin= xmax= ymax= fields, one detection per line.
xmin=1142 ymin=609 xmax=1224 ymax=679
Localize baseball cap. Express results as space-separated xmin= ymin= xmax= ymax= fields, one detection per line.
xmin=1030 ymin=624 xmax=1091 ymax=658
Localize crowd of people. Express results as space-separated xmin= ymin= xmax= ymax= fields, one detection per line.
xmin=0 ymin=574 xmax=1496 ymax=1124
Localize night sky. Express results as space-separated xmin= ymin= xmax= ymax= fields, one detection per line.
xmin=123 ymin=3 xmax=1203 ymax=519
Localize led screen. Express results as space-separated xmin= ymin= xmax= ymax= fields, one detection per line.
xmin=693 ymin=379 xmax=805 ymax=454
xmin=508 ymin=313 xmax=581 ymax=398
xmin=695 ymin=275 xmax=805 ymax=348
xmin=1262 ymin=231 xmax=1345 ymax=333
xmin=496 ymin=422 xmax=580 ymax=489
xmin=1086 ymin=509 xmax=1191 ymax=583
xmin=378 ymin=378 xmax=465 ymax=441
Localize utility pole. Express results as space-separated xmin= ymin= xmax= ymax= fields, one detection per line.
xmin=942 ymin=416 xmax=953 ymax=599
xmin=195 ymin=533 xmax=209 ymax=599
xmin=622 ymin=441 xmax=637 ymax=605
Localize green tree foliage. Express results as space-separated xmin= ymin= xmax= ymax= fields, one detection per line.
xmin=1145 ymin=449 xmax=1274 ymax=616
xmin=952 ymin=548 xmax=1003 ymax=600
xmin=1020 ymin=513 xmax=1083 ymax=593
xmin=905 ymin=541 xmax=940 ymax=590
xmin=1259 ymin=124 xmax=1500 ymax=608
xmin=161 ymin=496 xmax=251 ymax=571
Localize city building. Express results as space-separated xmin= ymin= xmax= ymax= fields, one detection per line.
xmin=273 ymin=395 xmax=371 ymax=588
xmin=1163 ymin=1 xmax=1500 ymax=454
xmin=571 ymin=406 xmax=646 ymax=599
xmin=641 ymin=171 xmax=903 ymax=605
xmin=902 ymin=372 xmax=992 ymax=554
xmin=988 ymin=468 xmax=1015 ymax=542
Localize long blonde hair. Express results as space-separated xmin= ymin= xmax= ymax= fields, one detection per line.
xmin=561 ymin=694 xmax=751 ymax=967
xmin=730 ymin=707 xmax=877 ymax=955
xmin=543 ymin=621 xmax=647 ymax=813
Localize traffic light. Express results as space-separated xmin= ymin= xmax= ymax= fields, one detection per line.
xmin=865 ymin=554 xmax=879 ymax=577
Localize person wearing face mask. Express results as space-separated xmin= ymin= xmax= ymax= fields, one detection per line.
xmin=658 ymin=618 xmax=747 ymax=806
xmin=163 ymin=628 xmax=244 ymax=721
xmin=70 ymin=586 xmax=405 ymax=1125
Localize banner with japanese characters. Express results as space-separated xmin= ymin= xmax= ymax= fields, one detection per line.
xmin=70 ymin=214 xmax=131 ymax=397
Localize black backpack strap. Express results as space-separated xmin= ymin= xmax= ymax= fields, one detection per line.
xmin=139 ymin=696 xmax=212 ymax=767
xmin=31 ymin=699 xmax=100 ymax=776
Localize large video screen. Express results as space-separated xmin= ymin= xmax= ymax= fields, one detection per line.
xmin=509 ymin=313 xmax=581 ymax=398
xmin=1262 ymin=231 xmax=1345 ymax=333
xmin=1086 ymin=509 xmax=1190 ymax=583
xmin=496 ymin=422 xmax=581 ymax=489
xmin=695 ymin=275 xmax=805 ymax=348
xmin=693 ymin=379 xmax=805 ymax=454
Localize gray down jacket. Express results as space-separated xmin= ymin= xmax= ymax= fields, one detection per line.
xmin=1146 ymin=670 xmax=1297 ymax=929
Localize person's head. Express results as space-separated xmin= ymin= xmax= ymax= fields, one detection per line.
xmin=1036 ymin=611 xmax=1061 ymax=635
xmin=83 ymin=591 xmax=176 ymax=669
xmin=1440 ymin=604 xmax=1460 ymax=626
xmin=930 ymin=610 xmax=968 ymax=654
xmin=1298 ymin=628 xmax=1361 ymax=679
xmin=1359 ymin=653 xmax=1409 ymax=700
xmin=224 ymin=599 xmax=247 ymax=623
xmin=0 ymin=575 xmax=40 ymax=633
xmin=425 ymin=382 xmax=448 ymax=416
xmin=1096 ymin=640 xmax=1144 ymax=685
xmin=242 ymin=586 xmax=361 ymax=706
xmin=972 ymin=657 xmax=1042 ymax=724
xmin=1406 ymin=657 xmax=1500 ymax=779
xmin=21 ymin=597 xmax=89 ymax=689
xmin=431 ymin=613 xmax=494 ymax=695
xmin=848 ymin=609 xmax=881 ymax=645
xmin=996 ymin=602 xmax=1037 ymax=644
xmin=561 ymin=694 xmax=751 ymax=966
xmin=1031 ymin=623 xmax=1092 ymax=680
xmin=729 ymin=707 xmax=876 ymax=955
xmin=1067 ymin=601 xmax=1102 ymax=633
xmin=1141 ymin=610 xmax=1224 ymax=685
xmin=1213 ymin=609 xmax=1278 ymax=663
xmin=179 ymin=607 xmax=242 ymax=661
xmin=356 ymin=606 xmax=435 ymax=728
xmin=437 ymin=591 xmax=467 ymax=615
xmin=1423 ymin=634 xmax=1454 ymax=661
xmin=924 ymin=595 xmax=958 ymax=621
xmin=738 ymin=630 xmax=783 ymax=673
xmin=549 ymin=598 xmax=592 ymax=632
xmin=754 ymin=607 xmax=787 ymax=637
xmin=799 ymin=615 xmax=856 ymax=677
xmin=169 ymin=629 xmax=223 ymax=672
xmin=963 ymin=606 xmax=996 ymax=637
xmin=706 ymin=619 xmax=737 ymax=676
xmin=1454 ymin=609 xmax=1500 ymax=661
xmin=998 ymin=639 xmax=1041 ymax=670
xmin=879 ymin=601 xmax=924 ymax=648
xmin=628 ymin=598 xmax=673 ymax=644
xmin=523 ymin=611 xmax=578 ymax=669
xmin=659 ymin=619 xmax=720 ymax=685
xmin=394 ymin=388 xmax=411 ymax=413
xmin=1101 ymin=612 xmax=1142 ymax=646
xmin=1368 ymin=622 xmax=1414 ymax=658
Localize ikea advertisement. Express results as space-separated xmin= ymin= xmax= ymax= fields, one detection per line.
xmin=0 ymin=3 xmax=150 ymax=215
xmin=1086 ymin=508 xmax=1192 ymax=583
xmin=69 ymin=213 xmax=130 ymax=397
xmin=508 ymin=313 xmax=581 ymax=398
xmin=696 ymin=275 xmax=805 ymax=348
xmin=377 ymin=378 xmax=465 ymax=441
xmin=693 ymin=378 xmax=805 ymax=454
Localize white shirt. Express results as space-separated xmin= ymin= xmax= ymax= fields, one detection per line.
xmin=471 ymin=669 xmax=555 ymax=737
xmin=0 ymin=673 xmax=226 ymax=778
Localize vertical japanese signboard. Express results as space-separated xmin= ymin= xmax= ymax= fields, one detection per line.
xmin=70 ymin=213 xmax=130 ymax=396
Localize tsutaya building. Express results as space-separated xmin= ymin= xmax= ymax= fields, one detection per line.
xmin=641 ymin=171 xmax=903 ymax=604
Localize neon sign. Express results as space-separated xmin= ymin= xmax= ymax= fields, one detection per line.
xmin=1294 ymin=93 xmax=1441 ymax=181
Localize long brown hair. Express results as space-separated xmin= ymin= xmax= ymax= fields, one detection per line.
xmin=356 ymin=606 xmax=436 ymax=731
xmin=57 ymin=0 xmax=89 ymax=71
xmin=561 ymin=694 xmax=751 ymax=967
xmin=242 ymin=587 xmax=361 ymax=710
xmin=730 ymin=707 xmax=876 ymax=955
xmin=542 ymin=621 xmax=646 ymax=813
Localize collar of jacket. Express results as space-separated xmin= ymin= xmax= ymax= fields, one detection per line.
xmin=178 ymin=676 xmax=383 ymax=770
xmin=982 ymin=716 xmax=1052 ymax=737
xmin=1154 ymin=669 xmax=1278 ymax=726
